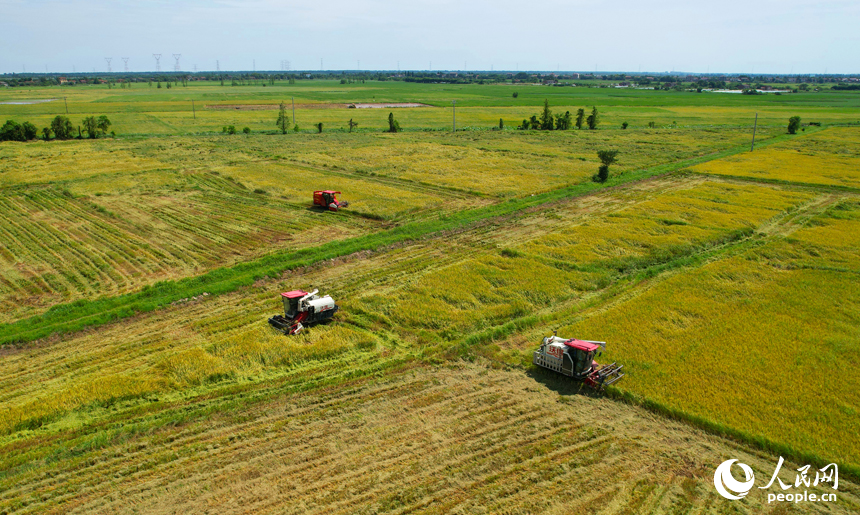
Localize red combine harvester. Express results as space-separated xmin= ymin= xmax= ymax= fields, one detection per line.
xmin=268 ymin=289 xmax=339 ymax=335
xmin=313 ymin=190 xmax=349 ymax=212
xmin=533 ymin=331 xmax=624 ymax=390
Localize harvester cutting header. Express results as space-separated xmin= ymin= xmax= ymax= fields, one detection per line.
xmin=534 ymin=331 xmax=624 ymax=390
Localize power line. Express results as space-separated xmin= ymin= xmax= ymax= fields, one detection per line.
xmin=153 ymin=54 xmax=162 ymax=72
xmin=173 ymin=54 xmax=181 ymax=72
xmin=122 ymin=57 xmax=129 ymax=72
xmin=105 ymin=57 xmax=112 ymax=73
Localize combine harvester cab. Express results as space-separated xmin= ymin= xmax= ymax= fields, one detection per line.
xmin=313 ymin=190 xmax=349 ymax=212
xmin=268 ymin=289 xmax=339 ymax=335
xmin=534 ymin=332 xmax=624 ymax=391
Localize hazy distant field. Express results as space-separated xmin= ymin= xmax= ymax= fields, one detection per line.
xmin=1 ymin=80 xmax=859 ymax=512
xmin=2 ymin=80 xmax=859 ymax=136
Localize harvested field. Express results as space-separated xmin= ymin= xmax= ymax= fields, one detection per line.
xmin=2 ymin=361 xmax=856 ymax=514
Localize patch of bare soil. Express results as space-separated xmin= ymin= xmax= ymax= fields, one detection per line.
xmin=349 ymin=102 xmax=431 ymax=108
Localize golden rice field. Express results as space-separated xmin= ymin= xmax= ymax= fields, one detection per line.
xmin=1 ymin=174 xmax=857 ymax=512
xmin=691 ymin=126 xmax=860 ymax=189
xmin=206 ymin=128 xmax=778 ymax=197
xmin=0 ymin=175 xmax=826 ymax=459
xmin=3 ymin=83 xmax=860 ymax=512
xmin=499 ymin=195 xmax=860 ymax=469
xmin=0 ymin=125 xmax=783 ymax=322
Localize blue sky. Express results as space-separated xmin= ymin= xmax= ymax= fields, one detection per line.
xmin=1 ymin=0 xmax=858 ymax=74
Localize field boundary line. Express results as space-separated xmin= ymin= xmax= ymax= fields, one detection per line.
xmin=688 ymin=171 xmax=860 ymax=195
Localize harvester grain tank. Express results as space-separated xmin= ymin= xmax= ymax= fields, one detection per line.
xmin=533 ymin=331 xmax=624 ymax=390
xmin=268 ymin=289 xmax=339 ymax=335
xmin=313 ymin=190 xmax=349 ymax=211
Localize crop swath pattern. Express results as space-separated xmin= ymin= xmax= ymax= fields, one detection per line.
xmin=0 ymin=177 xmax=370 ymax=323
xmin=4 ymin=362 xmax=855 ymax=514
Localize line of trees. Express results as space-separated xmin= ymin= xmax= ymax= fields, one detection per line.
xmin=519 ymin=100 xmax=598 ymax=130
xmin=270 ymin=110 xmax=399 ymax=134
xmin=1 ymin=115 xmax=111 ymax=141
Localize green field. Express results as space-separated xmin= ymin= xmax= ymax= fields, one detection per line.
xmin=1 ymin=80 xmax=859 ymax=513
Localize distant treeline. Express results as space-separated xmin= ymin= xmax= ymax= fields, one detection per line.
xmin=0 ymin=115 xmax=111 ymax=141
xmin=3 ymin=71 xmax=856 ymax=88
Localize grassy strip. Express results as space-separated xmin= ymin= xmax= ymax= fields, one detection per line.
xmin=0 ymin=132 xmax=799 ymax=346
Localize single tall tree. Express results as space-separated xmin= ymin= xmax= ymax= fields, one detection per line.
xmin=575 ymin=108 xmax=585 ymax=129
xmin=593 ymin=150 xmax=619 ymax=183
xmin=276 ymin=102 xmax=289 ymax=134
xmin=586 ymin=106 xmax=599 ymax=130
xmin=21 ymin=121 xmax=38 ymax=140
xmin=788 ymin=116 xmax=801 ymax=134
xmin=97 ymin=115 xmax=111 ymax=135
xmin=539 ymin=99 xmax=554 ymax=130
xmin=387 ymin=112 xmax=400 ymax=133
xmin=51 ymin=115 xmax=74 ymax=140
xmin=555 ymin=111 xmax=572 ymax=130
xmin=597 ymin=150 xmax=619 ymax=167
xmin=82 ymin=116 xmax=99 ymax=139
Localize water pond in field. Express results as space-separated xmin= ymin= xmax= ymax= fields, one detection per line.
xmin=0 ymin=99 xmax=57 ymax=105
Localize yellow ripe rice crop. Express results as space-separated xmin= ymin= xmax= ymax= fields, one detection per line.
xmin=517 ymin=179 xmax=812 ymax=265
xmin=691 ymin=127 xmax=860 ymax=189
xmin=555 ymin=199 xmax=860 ymax=466
xmin=230 ymin=128 xmax=773 ymax=197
